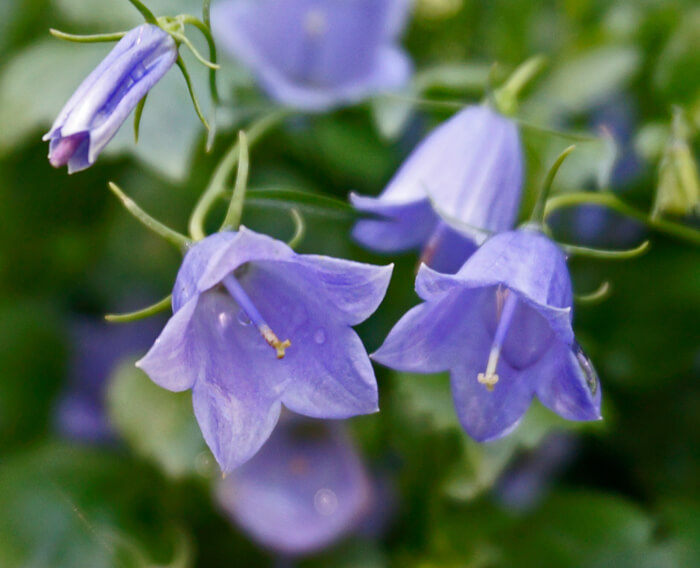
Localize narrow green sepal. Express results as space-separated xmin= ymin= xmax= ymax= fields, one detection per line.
xmin=133 ymin=94 xmax=148 ymax=144
xmin=220 ymin=131 xmax=250 ymax=232
xmin=543 ymin=191 xmax=700 ymax=246
xmin=108 ymin=182 xmax=192 ymax=250
xmin=493 ymin=55 xmax=547 ymax=116
xmin=179 ymin=14 xmax=220 ymax=104
xmin=127 ymin=0 xmax=158 ymax=24
xmin=105 ymin=294 xmax=172 ymax=323
xmin=287 ymin=208 xmax=305 ymax=249
xmin=49 ymin=29 xmax=127 ymax=43
xmin=563 ymin=239 xmax=650 ymax=260
xmin=575 ymin=281 xmax=612 ymax=304
xmin=175 ymin=56 xmax=210 ymax=132
xmin=530 ymin=145 xmax=577 ymax=224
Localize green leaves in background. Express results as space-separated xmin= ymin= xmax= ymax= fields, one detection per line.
xmin=107 ymin=360 xmax=206 ymax=479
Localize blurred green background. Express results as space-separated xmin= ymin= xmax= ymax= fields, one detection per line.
xmin=0 ymin=0 xmax=698 ymax=566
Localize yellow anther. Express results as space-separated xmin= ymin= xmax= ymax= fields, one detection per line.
xmin=261 ymin=325 xmax=292 ymax=359
xmin=477 ymin=372 xmax=499 ymax=391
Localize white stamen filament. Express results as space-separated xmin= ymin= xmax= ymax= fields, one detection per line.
xmin=477 ymin=288 xmax=518 ymax=391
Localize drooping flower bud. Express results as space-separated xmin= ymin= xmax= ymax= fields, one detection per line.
xmin=44 ymin=24 xmax=177 ymax=173
xmin=352 ymin=105 xmax=524 ymax=273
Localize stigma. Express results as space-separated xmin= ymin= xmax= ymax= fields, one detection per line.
xmin=223 ymin=273 xmax=292 ymax=359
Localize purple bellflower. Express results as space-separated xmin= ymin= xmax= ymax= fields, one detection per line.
xmin=44 ymin=24 xmax=177 ymax=173
xmin=352 ymin=105 xmax=524 ymax=273
xmin=373 ymin=228 xmax=602 ymax=442
xmin=137 ymin=228 xmax=392 ymax=472
xmin=211 ymin=0 xmax=412 ymax=111
xmin=215 ymin=417 xmax=372 ymax=556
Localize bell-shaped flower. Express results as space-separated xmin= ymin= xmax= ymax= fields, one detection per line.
xmin=44 ymin=24 xmax=177 ymax=173
xmin=215 ymin=417 xmax=372 ymax=556
xmin=137 ymin=228 xmax=392 ymax=472
xmin=211 ymin=0 xmax=412 ymax=111
xmin=352 ymin=105 xmax=524 ymax=273
xmin=373 ymin=228 xmax=601 ymax=441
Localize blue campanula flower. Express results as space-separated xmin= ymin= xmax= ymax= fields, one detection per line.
xmin=215 ymin=417 xmax=372 ymax=555
xmin=211 ymin=0 xmax=412 ymax=111
xmin=44 ymin=24 xmax=177 ymax=173
xmin=137 ymin=228 xmax=392 ymax=472
xmin=373 ymin=228 xmax=601 ymax=441
xmin=352 ymin=105 xmax=524 ymax=273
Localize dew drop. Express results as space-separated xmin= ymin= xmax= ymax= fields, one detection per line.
xmin=237 ymin=310 xmax=251 ymax=326
xmin=218 ymin=311 xmax=231 ymax=328
xmin=313 ymin=488 xmax=338 ymax=516
xmin=313 ymin=328 xmax=326 ymax=345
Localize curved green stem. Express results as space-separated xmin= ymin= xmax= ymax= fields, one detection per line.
xmin=530 ymin=145 xmax=576 ymax=224
xmin=108 ymin=182 xmax=191 ymax=250
xmin=127 ymin=0 xmax=157 ymax=24
xmin=563 ymin=239 xmax=650 ymax=260
xmin=203 ymin=0 xmax=211 ymax=27
xmin=287 ymin=208 xmax=305 ymax=249
xmin=544 ymin=192 xmax=700 ymax=246
xmin=105 ymin=295 xmax=172 ymax=323
xmin=189 ymin=110 xmax=292 ymax=240
xmin=574 ymin=281 xmax=611 ymax=304
xmin=180 ymin=14 xmax=220 ymax=103
xmin=171 ymin=31 xmax=219 ymax=70
xmin=49 ymin=29 xmax=127 ymax=43
xmin=220 ymin=131 xmax=250 ymax=231
xmin=175 ymin=56 xmax=210 ymax=132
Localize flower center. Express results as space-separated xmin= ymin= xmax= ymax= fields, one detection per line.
xmin=222 ymin=273 xmax=291 ymax=359
xmin=303 ymin=9 xmax=327 ymax=37
xmin=419 ymin=221 xmax=451 ymax=268
xmin=477 ymin=287 xmax=518 ymax=391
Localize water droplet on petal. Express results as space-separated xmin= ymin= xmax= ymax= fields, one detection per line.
xmin=237 ymin=310 xmax=251 ymax=326
xmin=313 ymin=328 xmax=326 ymax=344
xmin=218 ymin=311 xmax=231 ymax=328
xmin=313 ymin=488 xmax=338 ymax=516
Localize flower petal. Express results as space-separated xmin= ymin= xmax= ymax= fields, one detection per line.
xmin=193 ymin=379 xmax=282 ymax=473
xmin=373 ymin=287 xmax=491 ymax=373
xmin=235 ymin=261 xmax=380 ymax=418
xmin=296 ymin=255 xmax=393 ymax=325
xmin=135 ymin=297 xmax=199 ymax=392
xmin=450 ymin=358 xmax=535 ymax=442
xmin=351 ymin=194 xmax=438 ymax=252
xmin=534 ymin=343 xmax=602 ymax=421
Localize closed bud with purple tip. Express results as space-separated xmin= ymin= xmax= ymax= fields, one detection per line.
xmin=137 ymin=228 xmax=392 ymax=473
xmin=374 ymin=228 xmax=602 ymax=441
xmin=215 ymin=417 xmax=372 ymax=556
xmin=44 ymin=24 xmax=177 ymax=173
xmin=352 ymin=105 xmax=524 ymax=273
xmin=211 ymin=0 xmax=412 ymax=111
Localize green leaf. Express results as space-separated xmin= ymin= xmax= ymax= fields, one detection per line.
xmin=106 ymin=360 xmax=206 ymax=479
xmin=0 ymin=444 xmax=192 ymax=568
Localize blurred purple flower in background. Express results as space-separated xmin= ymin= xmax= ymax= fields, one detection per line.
xmin=44 ymin=24 xmax=177 ymax=173
xmin=54 ymin=313 xmax=162 ymax=442
xmin=138 ymin=228 xmax=392 ymax=472
xmin=211 ymin=0 xmax=412 ymax=110
xmin=374 ymin=228 xmax=601 ymax=441
xmin=352 ymin=105 xmax=524 ymax=273
xmin=216 ymin=417 xmax=372 ymax=556
xmin=495 ymin=432 xmax=578 ymax=512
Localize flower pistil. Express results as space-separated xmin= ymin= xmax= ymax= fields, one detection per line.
xmin=477 ymin=288 xmax=518 ymax=391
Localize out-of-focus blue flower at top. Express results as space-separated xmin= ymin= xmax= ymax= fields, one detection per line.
xmin=215 ymin=416 xmax=372 ymax=556
xmin=137 ymin=228 xmax=392 ymax=473
xmin=352 ymin=105 xmax=524 ymax=273
xmin=211 ymin=0 xmax=412 ymax=111
xmin=373 ymin=228 xmax=601 ymax=442
xmin=44 ymin=24 xmax=177 ymax=173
